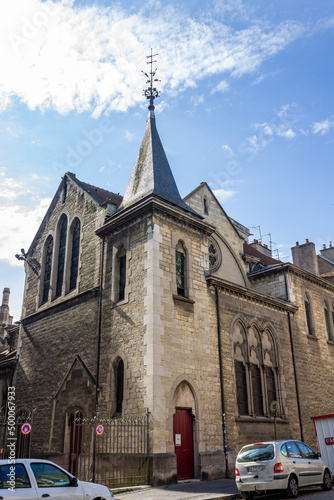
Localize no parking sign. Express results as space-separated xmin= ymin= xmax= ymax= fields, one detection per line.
xmin=96 ymin=424 xmax=104 ymax=435
xmin=21 ymin=423 xmax=32 ymax=435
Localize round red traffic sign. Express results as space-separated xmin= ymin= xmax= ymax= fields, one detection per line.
xmin=21 ymin=423 xmax=31 ymax=435
xmin=96 ymin=424 xmax=104 ymax=435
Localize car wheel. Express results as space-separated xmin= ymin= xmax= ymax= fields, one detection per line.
xmin=321 ymin=469 xmax=332 ymax=491
xmin=240 ymin=492 xmax=254 ymax=500
xmin=286 ymin=474 xmax=299 ymax=498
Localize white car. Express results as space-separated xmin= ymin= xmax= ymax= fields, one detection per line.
xmin=0 ymin=458 xmax=114 ymax=499
xmin=235 ymin=440 xmax=333 ymax=499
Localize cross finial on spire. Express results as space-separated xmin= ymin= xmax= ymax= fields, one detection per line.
xmin=142 ymin=49 xmax=160 ymax=111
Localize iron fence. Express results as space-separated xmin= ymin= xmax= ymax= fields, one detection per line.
xmin=0 ymin=407 xmax=33 ymax=459
xmin=70 ymin=410 xmax=151 ymax=488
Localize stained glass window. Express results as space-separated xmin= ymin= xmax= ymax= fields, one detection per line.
xmin=42 ymin=237 xmax=53 ymax=304
xmin=56 ymin=216 xmax=67 ymax=297
xmin=70 ymin=219 xmax=80 ymax=291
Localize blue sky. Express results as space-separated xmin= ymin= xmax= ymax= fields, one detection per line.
xmin=1 ymin=0 xmax=334 ymax=321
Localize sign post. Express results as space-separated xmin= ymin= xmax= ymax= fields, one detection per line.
xmin=270 ymin=401 xmax=280 ymax=440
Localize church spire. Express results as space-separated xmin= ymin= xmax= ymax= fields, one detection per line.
xmin=120 ymin=52 xmax=200 ymax=217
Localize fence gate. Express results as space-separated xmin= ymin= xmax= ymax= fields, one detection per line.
xmin=0 ymin=407 xmax=33 ymax=459
xmin=71 ymin=410 xmax=151 ymax=488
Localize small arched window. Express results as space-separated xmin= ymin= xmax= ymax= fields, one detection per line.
xmin=42 ymin=236 xmax=53 ymax=304
xmin=56 ymin=215 xmax=67 ymax=298
xmin=70 ymin=219 xmax=80 ymax=291
xmin=176 ymin=242 xmax=186 ymax=297
xmin=116 ymin=359 xmax=124 ymax=414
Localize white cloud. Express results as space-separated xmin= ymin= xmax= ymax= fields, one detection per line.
xmin=0 ymin=169 xmax=51 ymax=265
xmin=212 ymin=188 xmax=236 ymax=203
xmin=211 ymin=80 xmax=230 ymax=94
xmin=312 ymin=119 xmax=334 ymax=136
xmin=0 ymin=197 xmax=51 ymax=266
xmin=0 ymin=1 xmax=306 ymax=116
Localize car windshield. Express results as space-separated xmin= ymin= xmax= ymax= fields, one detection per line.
xmin=237 ymin=443 xmax=275 ymax=463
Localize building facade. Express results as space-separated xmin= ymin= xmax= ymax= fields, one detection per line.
xmin=12 ymin=106 xmax=334 ymax=485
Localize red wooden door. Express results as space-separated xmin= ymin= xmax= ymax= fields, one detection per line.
xmin=173 ymin=409 xmax=194 ymax=480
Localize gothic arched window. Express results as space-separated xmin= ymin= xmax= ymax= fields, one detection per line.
xmin=232 ymin=321 xmax=282 ymax=418
xmin=56 ymin=215 xmax=67 ymax=298
xmin=70 ymin=219 xmax=80 ymax=291
xmin=42 ymin=236 xmax=53 ymax=304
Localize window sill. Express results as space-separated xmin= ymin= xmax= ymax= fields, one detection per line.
xmin=173 ymin=294 xmax=195 ymax=305
xmin=236 ymin=415 xmax=288 ymax=424
xmin=307 ymin=334 xmax=318 ymax=341
xmin=327 ymin=339 xmax=334 ymax=345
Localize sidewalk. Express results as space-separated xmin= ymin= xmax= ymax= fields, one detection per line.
xmin=112 ymin=478 xmax=240 ymax=500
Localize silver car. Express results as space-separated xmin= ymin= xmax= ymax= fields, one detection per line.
xmin=235 ymin=440 xmax=332 ymax=499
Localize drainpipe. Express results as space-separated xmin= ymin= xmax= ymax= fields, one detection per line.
xmin=95 ymin=235 xmax=105 ymax=413
xmin=215 ymin=286 xmax=229 ymax=478
xmin=93 ymin=235 xmax=105 ymax=482
xmin=284 ymin=271 xmax=304 ymax=442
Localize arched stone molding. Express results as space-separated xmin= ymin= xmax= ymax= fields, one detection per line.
xmin=167 ymin=376 xmax=201 ymax=478
xmin=212 ymin=232 xmax=248 ymax=287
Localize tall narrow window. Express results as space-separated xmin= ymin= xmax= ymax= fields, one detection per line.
xmin=305 ymin=297 xmax=313 ymax=336
xmin=324 ymin=307 xmax=330 ymax=340
xmin=265 ymin=367 xmax=276 ymax=414
xmin=56 ymin=216 xmax=67 ymax=298
xmin=203 ymin=197 xmax=208 ymax=215
xmin=176 ymin=242 xmax=186 ymax=296
xmin=235 ymin=361 xmax=248 ymax=415
xmin=70 ymin=219 xmax=80 ymax=291
xmin=116 ymin=359 xmax=124 ymax=414
xmin=119 ymin=252 xmax=126 ymax=301
xmin=42 ymin=236 xmax=53 ymax=304
xmin=251 ymin=364 xmax=264 ymax=416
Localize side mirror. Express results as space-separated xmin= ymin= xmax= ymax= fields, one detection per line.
xmin=316 ymin=452 xmax=321 ymax=458
xmin=70 ymin=476 xmax=78 ymax=487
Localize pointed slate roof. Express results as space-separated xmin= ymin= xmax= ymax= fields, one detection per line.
xmin=120 ymin=110 xmax=200 ymax=217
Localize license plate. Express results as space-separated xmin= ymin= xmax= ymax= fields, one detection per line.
xmin=247 ymin=466 xmax=263 ymax=472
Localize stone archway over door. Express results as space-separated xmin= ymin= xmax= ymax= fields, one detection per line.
xmin=173 ymin=409 xmax=194 ymax=480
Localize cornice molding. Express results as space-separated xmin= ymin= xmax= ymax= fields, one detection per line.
xmin=96 ymin=195 xmax=216 ymax=237
xmin=206 ymin=275 xmax=298 ymax=313
xmin=248 ymin=262 xmax=334 ymax=292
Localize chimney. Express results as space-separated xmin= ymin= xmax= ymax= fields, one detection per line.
xmin=0 ymin=288 xmax=10 ymax=325
xmin=291 ymin=240 xmax=319 ymax=275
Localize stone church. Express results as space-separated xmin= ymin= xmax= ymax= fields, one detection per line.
xmin=9 ymin=88 xmax=334 ymax=485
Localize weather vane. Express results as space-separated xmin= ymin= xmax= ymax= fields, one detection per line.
xmin=142 ymin=49 xmax=161 ymax=110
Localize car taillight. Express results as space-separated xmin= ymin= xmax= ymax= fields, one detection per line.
xmin=235 ymin=467 xmax=240 ymax=477
xmin=274 ymin=463 xmax=284 ymax=473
